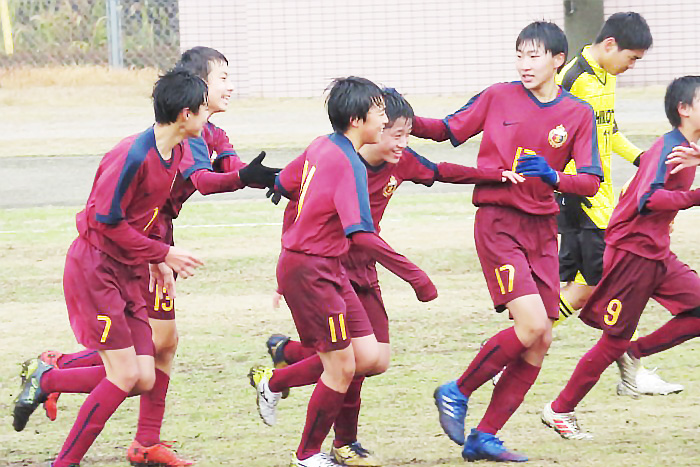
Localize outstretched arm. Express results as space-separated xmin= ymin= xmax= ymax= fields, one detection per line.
xmin=350 ymin=231 xmax=437 ymax=302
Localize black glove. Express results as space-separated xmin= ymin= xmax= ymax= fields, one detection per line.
xmin=633 ymin=151 xmax=644 ymax=167
xmin=266 ymin=187 xmax=282 ymax=205
xmin=238 ymin=151 xmax=281 ymax=188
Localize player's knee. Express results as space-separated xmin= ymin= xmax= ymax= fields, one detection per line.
xmin=114 ymin=366 xmax=141 ymax=392
xmin=153 ymin=331 xmax=179 ymax=362
xmin=134 ymin=369 xmax=156 ymax=393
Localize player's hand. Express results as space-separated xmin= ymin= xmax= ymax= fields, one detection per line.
xmin=667 ymin=142 xmax=700 ymax=174
xmin=266 ymin=187 xmax=282 ymax=205
xmin=501 ymin=170 xmax=525 ymax=184
xmin=164 ymin=246 xmax=203 ymax=279
xmin=239 ymin=151 xmax=282 ymax=188
xmin=272 ymin=291 xmax=283 ymax=309
xmin=412 ymin=272 xmax=438 ymax=302
xmin=149 ymin=262 xmax=176 ymax=299
xmin=516 ymin=154 xmax=559 ymax=185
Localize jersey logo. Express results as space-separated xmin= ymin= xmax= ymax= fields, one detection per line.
xmin=548 ymin=124 xmax=568 ymax=148
xmin=382 ymin=175 xmax=399 ymax=198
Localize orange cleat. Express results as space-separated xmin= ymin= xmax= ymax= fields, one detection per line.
xmin=127 ymin=440 xmax=195 ymax=467
xmin=38 ymin=350 xmax=63 ymax=421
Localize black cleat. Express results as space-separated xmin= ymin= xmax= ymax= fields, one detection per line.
xmin=266 ymin=334 xmax=291 ymax=399
xmin=13 ymin=358 xmax=52 ymax=432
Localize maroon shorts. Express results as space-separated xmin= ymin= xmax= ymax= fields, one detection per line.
xmin=141 ymin=265 xmax=176 ymax=321
xmin=63 ymin=237 xmax=155 ymax=356
xmin=277 ymin=249 xmax=374 ymax=352
xmin=349 ymin=263 xmax=389 ymax=344
xmin=474 ymin=206 xmax=560 ymax=319
xmin=580 ymin=247 xmax=700 ymax=339
xmin=146 ymin=218 xmax=176 ymax=320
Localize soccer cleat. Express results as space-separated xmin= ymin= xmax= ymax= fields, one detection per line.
xmin=433 ymin=380 xmax=468 ymax=445
xmin=266 ymin=334 xmax=291 ymax=369
xmin=635 ymin=367 xmax=684 ymax=395
xmin=47 ymin=462 xmax=79 ymax=466
xmin=266 ymin=334 xmax=291 ymax=399
xmin=39 ymin=350 xmax=63 ymax=421
xmin=615 ymin=351 xmax=640 ymax=398
xmin=13 ymin=358 xmax=52 ymax=432
xmin=291 ymin=452 xmax=342 ymax=467
xmin=330 ymin=442 xmax=381 ymax=466
xmin=248 ymin=365 xmax=282 ymax=426
xmin=127 ymin=440 xmax=194 ymax=466
xmin=541 ymin=402 xmax=593 ymax=440
xmin=462 ymin=429 xmax=528 ymax=462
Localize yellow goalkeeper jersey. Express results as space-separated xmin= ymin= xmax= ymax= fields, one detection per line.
xmin=557 ymin=45 xmax=642 ymax=229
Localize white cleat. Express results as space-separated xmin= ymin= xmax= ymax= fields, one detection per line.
xmin=636 ymin=367 xmax=684 ymax=395
xmin=291 ymin=452 xmax=342 ymax=467
xmin=615 ymin=351 xmax=640 ymax=398
xmin=248 ymin=366 xmax=282 ymax=426
xmin=541 ymin=402 xmax=593 ymax=440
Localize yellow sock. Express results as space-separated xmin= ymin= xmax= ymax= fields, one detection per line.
xmin=553 ymin=294 xmax=576 ymax=328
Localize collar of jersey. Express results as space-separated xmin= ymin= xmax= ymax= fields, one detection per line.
xmin=147 ymin=125 xmax=175 ymax=168
xmin=521 ymin=83 xmax=564 ymax=108
xmin=581 ymin=45 xmax=608 ymax=85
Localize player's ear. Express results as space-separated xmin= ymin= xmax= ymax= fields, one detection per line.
xmin=349 ymin=116 xmax=361 ymax=129
xmin=553 ymin=52 xmax=566 ymax=70
xmin=603 ymin=37 xmax=618 ymax=53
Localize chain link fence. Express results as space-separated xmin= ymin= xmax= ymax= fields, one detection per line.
xmin=0 ymin=0 xmax=178 ymax=68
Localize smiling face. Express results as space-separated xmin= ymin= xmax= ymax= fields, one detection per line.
xmin=183 ymin=100 xmax=210 ymax=137
xmin=516 ymin=41 xmax=564 ymax=92
xmin=375 ymin=116 xmax=412 ymax=163
xmin=205 ymin=60 xmax=233 ymax=114
xmin=357 ymin=102 xmax=389 ymax=146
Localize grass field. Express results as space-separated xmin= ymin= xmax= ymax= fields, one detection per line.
xmin=1 ymin=68 xmax=698 ymax=466
xmin=1 ymin=194 xmax=699 ymax=467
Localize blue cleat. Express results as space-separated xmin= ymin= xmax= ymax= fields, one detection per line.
xmin=433 ymin=380 xmax=468 ymax=445
xmin=462 ymin=429 xmax=528 ymax=462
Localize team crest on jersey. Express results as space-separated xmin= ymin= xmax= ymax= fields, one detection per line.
xmin=548 ymin=125 xmax=568 ymax=148
xmin=383 ymin=175 xmax=399 ymax=198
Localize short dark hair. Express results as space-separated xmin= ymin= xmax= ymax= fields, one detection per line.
xmin=326 ymin=76 xmax=384 ymax=133
xmin=176 ymin=46 xmax=228 ymax=81
xmin=664 ymin=76 xmax=700 ymax=128
xmin=382 ymin=88 xmax=414 ymax=127
xmin=595 ymin=12 xmax=653 ymax=51
xmin=516 ymin=21 xmax=568 ymax=68
xmin=153 ymin=68 xmax=208 ymax=124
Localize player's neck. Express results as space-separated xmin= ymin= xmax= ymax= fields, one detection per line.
xmin=343 ymin=128 xmax=364 ymax=152
xmin=153 ymin=123 xmax=185 ymax=161
xmin=588 ymin=43 xmax=606 ymax=69
xmin=678 ymin=122 xmax=700 ymax=145
xmin=359 ymin=145 xmax=385 ymax=166
xmin=530 ymin=79 xmax=559 ymax=103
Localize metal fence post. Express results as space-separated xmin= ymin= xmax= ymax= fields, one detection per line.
xmin=107 ymin=0 xmax=124 ymax=68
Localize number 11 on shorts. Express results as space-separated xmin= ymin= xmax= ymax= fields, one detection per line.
xmin=328 ymin=314 xmax=347 ymax=343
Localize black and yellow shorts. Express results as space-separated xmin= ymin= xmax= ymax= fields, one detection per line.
xmin=559 ymin=227 xmax=605 ymax=286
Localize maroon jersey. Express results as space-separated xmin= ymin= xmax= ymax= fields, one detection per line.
xmin=606 ymin=128 xmax=699 ymax=260
xmin=277 ymin=133 xmax=375 ymax=257
xmin=161 ymin=121 xmax=246 ymax=220
xmin=412 ymin=82 xmax=602 ymax=215
xmin=76 ymin=126 xmax=198 ymax=265
xmin=363 ymin=147 xmax=503 ymax=232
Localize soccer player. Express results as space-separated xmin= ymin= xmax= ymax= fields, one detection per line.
xmin=553 ymin=12 xmax=681 ymax=397
xmin=260 ymin=76 xmax=438 ymax=467
xmin=12 ymin=68 xmax=206 ymax=467
xmin=412 ymin=22 xmax=602 ymax=461
xmin=29 ymin=46 xmax=278 ymax=467
xmin=542 ymin=75 xmax=700 ymax=440
xmin=260 ymin=88 xmax=522 ymax=466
